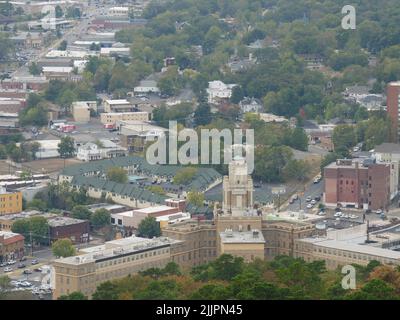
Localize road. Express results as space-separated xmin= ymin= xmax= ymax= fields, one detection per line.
xmin=285 ymin=179 xmax=324 ymax=212
xmin=12 ymin=2 xmax=109 ymax=78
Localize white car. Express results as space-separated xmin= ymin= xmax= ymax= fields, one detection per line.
xmin=4 ymin=267 xmax=12 ymax=272
xmin=311 ymin=200 xmax=317 ymax=205
xmin=306 ymin=204 xmax=313 ymax=209
xmin=7 ymin=260 xmax=16 ymax=265
xmin=350 ymin=214 xmax=357 ymax=219
xmin=306 ymin=196 xmax=312 ymax=202
xmin=334 ymin=212 xmax=343 ymax=217
xmin=318 ymin=211 xmax=326 ymax=216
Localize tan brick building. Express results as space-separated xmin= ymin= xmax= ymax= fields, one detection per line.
xmin=52 ymin=236 xmax=182 ymax=299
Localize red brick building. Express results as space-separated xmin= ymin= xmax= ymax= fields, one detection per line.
xmin=386 ymin=82 xmax=400 ymax=142
xmin=0 ymin=231 xmax=25 ymax=262
xmin=48 ymin=217 xmax=90 ymax=244
xmin=324 ymin=159 xmax=391 ymax=211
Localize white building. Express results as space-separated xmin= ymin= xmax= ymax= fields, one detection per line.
xmin=34 ymin=140 xmax=61 ymax=159
xmin=239 ymin=97 xmax=263 ymax=113
xmin=100 ymin=47 xmax=130 ymax=57
xmin=206 ymin=80 xmax=237 ymax=104
xmin=76 ymin=140 xmax=127 ymax=162
xmin=108 ymin=6 xmax=129 ymax=16
xmin=133 ymin=80 xmax=160 ymax=95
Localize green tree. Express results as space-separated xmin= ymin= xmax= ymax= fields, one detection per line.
xmin=187 ymin=191 xmax=205 ymax=207
xmin=332 ymin=125 xmax=356 ymax=153
xmin=90 ymin=209 xmax=110 ymax=229
xmin=106 ymin=167 xmax=128 ymax=183
xmin=52 ymin=238 xmax=76 ymax=258
xmin=347 ymin=279 xmax=398 ymax=300
xmin=29 ymin=62 xmax=42 ymax=76
xmin=92 ymin=281 xmax=119 ymax=300
xmin=137 ymin=216 xmax=161 ymax=238
xmin=58 ymin=136 xmax=75 ymax=158
xmin=58 ymin=40 xmax=67 ymax=51
xmin=58 ymin=291 xmax=88 ymax=300
xmin=71 ymin=205 xmax=92 ymax=220
xmin=173 ymin=167 xmax=198 ymax=184
xmin=0 ymin=275 xmax=11 ymax=299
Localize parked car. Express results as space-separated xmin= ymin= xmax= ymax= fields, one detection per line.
xmin=31 ymin=259 xmax=39 ymax=265
xmin=311 ymin=200 xmax=317 ymax=205
xmin=314 ymin=196 xmax=321 ymax=202
xmin=318 ymin=211 xmax=326 ymax=216
xmin=0 ymin=262 xmax=7 ymax=267
xmin=4 ymin=267 xmax=12 ymax=272
xmin=17 ymin=263 xmax=26 ymax=269
xmin=306 ymin=196 xmax=312 ymax=202
xmin=376 ymin=209 xmax=383 ymax=215
xmin=19 ymin=257 xmax=27 ymax=262
xmin=7 ymin=260 xmax=16 ymax=265
xmin=306 ymin=204 xmax=313 ymax=209
xmin=23 ymin=269 xmax=32 ymax=275
xmin=334 ymin=212 xmax=343 ymax=217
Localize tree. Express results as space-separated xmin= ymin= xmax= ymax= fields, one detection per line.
xmin=58 ymin=291 xmax=88 ymax=300
xmin=0 ymin=275 xmax=11 ymax=298
xmin=58 ymin=40 xmax=67 ymax=51
xmin=283 ymin=159 xmax=310 ymax=182
xmin=55 ymin=5 xmax=63 ymax=18
xmin=146 ymin=185 xmax=166 ymax=195
xmin=347 ymin=279 xmax=398 ymax=300
xmin=137 ymin=216 xmax=161 ymax=238
xmin=187 ymin=191 xmax=205 ymax=207
xmin=26 ymin=199 xmax=47 ymax=211
xmin=58 ymin=136 xmax=75 ymax=158
xmin=230 ymin=86 xmax=244 ymax=104
xmin=92 ymin=281 xmax=119 ymax=300
xmin=29 ymin=62 xmax=42 ymax=76
xmin=213 ymin=254 xmax=245 ymax=281
xmin=106 ymin=167 xmax=128 ymax=184
xmin=52 ymin=238 xmax=76 ymax=258
xmin=91 ymin=209 xmax=110 ymax=229
xmin=71 ymin=205 xmax=92 ymax=220
xmin=173 ymin=167 xmax=198 ymax=184
xmin=194 ymin=103 xmax=211 ymax=126
xmin=332 ymin=125 xmax=356 ymax=153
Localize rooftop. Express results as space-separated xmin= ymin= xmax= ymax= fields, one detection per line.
xmin=220 ymin=230 xmax=266 ymax=244
xmin=48 ymin=216 xmax=87 ymax=227
xmin=55 ymin=236 xmax=181 ymax=265
xmin=374 ymin=143 xmax=400 ymax=154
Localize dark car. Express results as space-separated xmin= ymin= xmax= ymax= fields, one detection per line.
xmin=23 ymin=269 xmax=32 ymax=275
xmin=20 ymin=257 xmax=27 ymax=262
xmin=18 ymin=263 xmax=26 ymax=269
xmin=314 ymin=196 xmax=321 ymax=202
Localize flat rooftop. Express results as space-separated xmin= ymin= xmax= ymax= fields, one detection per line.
xmin=56 ymin=236 xmax=181 ymax=265
xmin=220 ymin=230 xmax=265 ymax=244
xmin=300 ymin=237 xmax=400 ymax=260
xmin=48 ymin=216 xmax=87 ymax=227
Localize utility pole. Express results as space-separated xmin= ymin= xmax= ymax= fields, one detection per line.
xmin=29 ymin=231 xmax=33 ymax=256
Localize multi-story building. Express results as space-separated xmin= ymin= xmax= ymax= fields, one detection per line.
xmin=222 ymin=157 xmax=254 ymax=216
xmin=71 ymin=101 xmax=97 ymax=123
xmin=206 ymin=80 xmax=237 ymax=105
xmin=48 ymin=217 xmax=90 ymax=244
xmin=0 ymin=231 xmax=24 ymax=263
xmin=386 ymin=82 xmax=400 ymax=142
xmin=52 ymin=236 xmax=182 ymax=298
xmin=100 ymin=112 xmax=149 ymax=125
xmin=103 ymin=99 xmax=134 ymax=113
xmin=76 ymin=140 xmax=127 ymax=162
xmin=324 ymin=159 xmax=393 ymax=211
xmin=0 ymin=187 xmax=23 ymax=215
xmin=0 ymin=211 xmax=57 ymax=231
